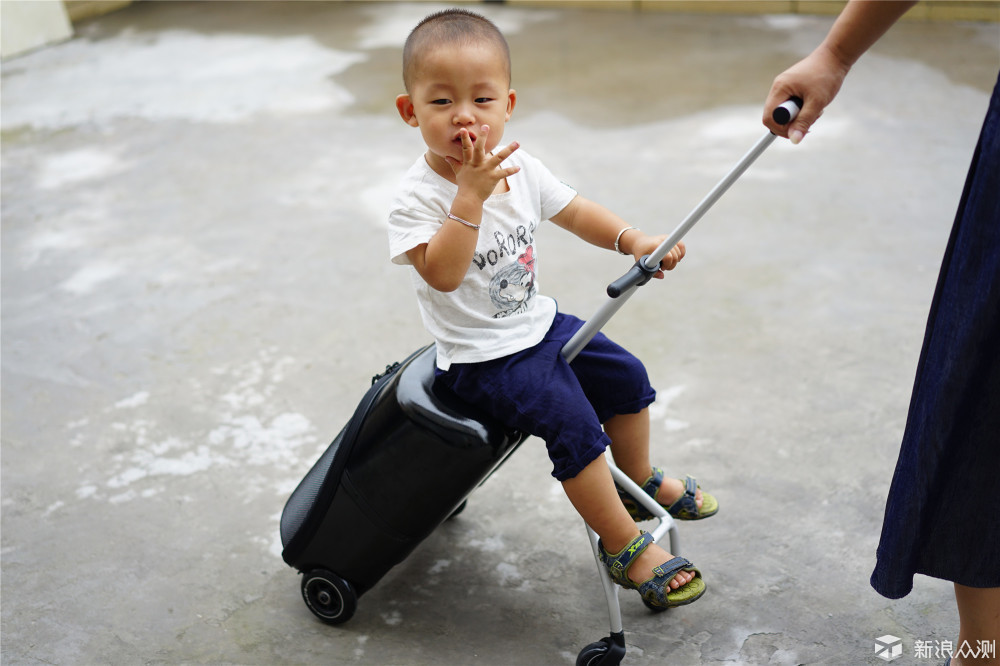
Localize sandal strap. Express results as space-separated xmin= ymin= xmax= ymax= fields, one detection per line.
xmin=641 ymin=467 xmax=665 ymax=498
xmin=667 ymin=475 xmax=699 ymax=516
xmin=639 ymin=556 xmax=702 ymax=607
xmin=600 ymin=531 xmax=653 ymax=586
xmin=651 ymin=556 xmax=696 ymax=580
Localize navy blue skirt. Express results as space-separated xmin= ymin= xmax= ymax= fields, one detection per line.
xmin=870 ymin=71 xmax=1000 ymax=599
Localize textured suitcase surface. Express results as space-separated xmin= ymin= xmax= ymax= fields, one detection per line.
xmin=280 ymin=344 xmax=527 ymax=622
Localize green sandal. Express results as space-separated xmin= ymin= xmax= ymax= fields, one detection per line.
xmin=617 ymin=469 xmax=719 ymax=521
xmin=598 ymin=531 xmax=705 ymax=609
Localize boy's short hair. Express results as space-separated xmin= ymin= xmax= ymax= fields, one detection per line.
xmin=402 ymin=8 xmax=511 ymax=92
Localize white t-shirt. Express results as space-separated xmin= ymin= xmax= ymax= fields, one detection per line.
xmin=388 ymin=149 xmax=578 ymax=370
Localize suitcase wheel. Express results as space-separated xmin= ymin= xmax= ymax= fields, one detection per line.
xmin=301 ymin=569 xmax=357 ymax=625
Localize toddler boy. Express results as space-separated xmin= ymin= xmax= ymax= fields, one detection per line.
xmin=388 ymin=8 xmax=717 ymax=608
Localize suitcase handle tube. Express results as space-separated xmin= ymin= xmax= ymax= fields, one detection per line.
xmin=561 ymin=99 xmax=800 ymax=363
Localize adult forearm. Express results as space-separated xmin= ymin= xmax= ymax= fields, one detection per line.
xmin=820 ymin=0 xmax=918 ymax=71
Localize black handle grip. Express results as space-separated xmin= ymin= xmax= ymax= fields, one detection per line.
xmin=772 ymin=96 xmax=803 ymax=125
xmin=607 ymin=255 xmax=658 ymax=298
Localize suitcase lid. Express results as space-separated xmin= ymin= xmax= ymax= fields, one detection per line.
xmin=396 ymin=345 xmax=520 ymax=450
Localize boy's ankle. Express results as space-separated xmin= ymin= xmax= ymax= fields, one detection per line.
xmin=601 ymin=529 xmax=643 ymax=556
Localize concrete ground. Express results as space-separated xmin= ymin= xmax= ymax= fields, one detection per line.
xmin=2 ymin=2 xmax=998 ymax=664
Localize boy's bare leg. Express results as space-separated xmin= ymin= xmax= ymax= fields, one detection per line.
xmin=952 ymin=584 xmax=1000 ymax=665
xmin=604 ymin=408 xmax=703 ymax=509
xmin=562 ymin=455 xmax=695 ymax=589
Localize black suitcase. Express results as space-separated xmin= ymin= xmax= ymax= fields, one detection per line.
xmin=280 ymin=343 xmax=527 ymax=624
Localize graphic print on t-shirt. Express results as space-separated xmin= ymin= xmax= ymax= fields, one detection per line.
xmin=489 ymin=245 xmax=536 ymax=318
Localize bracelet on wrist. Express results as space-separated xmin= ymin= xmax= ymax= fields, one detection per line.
xmin=447 ymin=212 xmax=480 ymax=230
xmin=614 ymin=226 xmax=638 ymax=255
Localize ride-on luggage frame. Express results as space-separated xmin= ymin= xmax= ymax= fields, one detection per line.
xmin=280 ymin=100 xmax=801 ymax=666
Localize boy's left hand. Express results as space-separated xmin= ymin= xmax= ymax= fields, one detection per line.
xmin=631 ymin=234 xmax=685 ymax=279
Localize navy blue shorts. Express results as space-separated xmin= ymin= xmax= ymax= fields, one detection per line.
xmin=436 ymin=312 xmax=656 ymax=481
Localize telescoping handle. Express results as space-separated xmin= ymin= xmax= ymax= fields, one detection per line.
xmin=607 ymin=97 xmax=802 ymax=298
xmin=562 ymin=98 xmax=801 ymax=363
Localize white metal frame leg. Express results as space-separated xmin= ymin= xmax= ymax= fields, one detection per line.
xmin=586 ymin=453 xmax=680 ymax=635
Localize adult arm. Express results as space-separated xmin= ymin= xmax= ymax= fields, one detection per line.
xmin=763 ymin=0 xmax=919 ymax=142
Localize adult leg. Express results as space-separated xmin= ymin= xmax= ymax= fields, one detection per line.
xmin=953 ymin=584 xmax=1000 ymax=665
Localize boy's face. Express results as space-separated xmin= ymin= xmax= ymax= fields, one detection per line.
xmin=396 ymin=42 xmax=515 ymax=179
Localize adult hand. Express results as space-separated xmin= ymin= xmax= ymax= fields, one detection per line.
xmin=763 ymin=47 xmax=849 ymax=144
xmin=762 ymin=0 xmax=916 ymax=144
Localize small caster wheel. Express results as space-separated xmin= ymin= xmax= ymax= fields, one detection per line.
xmin=301 ymin=569 xmax=357 ymax=625
xmin=576 ymin=633 xmax=625 ymax=666
xmin=448 ymin=500 xmax=468 ymax=520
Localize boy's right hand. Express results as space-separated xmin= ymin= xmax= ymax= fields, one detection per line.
xmin=447 ymin=124 xmax=521 ymax=202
